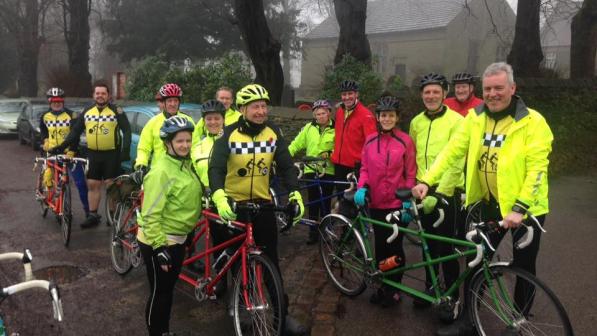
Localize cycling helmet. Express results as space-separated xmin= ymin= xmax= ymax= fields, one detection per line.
xmin=159 ymin=83 xmax=183 ymax=99
xmin=312 ymin=99 xmax=332 ymax=111
xmin=159 ymin=116 xmax=195 ymax=140
xmin=419 ymin=73 xmax=449 ymax=91
xmin=375 ymin=96 xmax=400 ymax=113
xmin=338 ymin=80 xmax=359 ymax=92
xmin=452 ymin=72 xmax=475 ymax=84
xmin=236 ymin=84 xmax=270 ymax=106
xmin=46 ymin=87 xmax=65 ymax=103
xmin=201 ymin=99 xmax=226 ymax=118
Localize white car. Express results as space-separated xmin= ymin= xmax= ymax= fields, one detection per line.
xmin=0 ymin=99 xmax=28 ymax=135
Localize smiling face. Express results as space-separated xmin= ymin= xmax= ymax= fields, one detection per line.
xmin=216 ymin=89 xmax=233 ymax=110
xmin=340 ymin=90 xmax=358 ymax=109
xmin=166 ymin=131 xmax=192 ymax=156
xmin=50 ymin=101 xmax=64 ymax=112
xmin=421 ymin=84 xmax=446 ymax=112
xmin=93 ymin=86 xmax=110 ymax=106
xmin=377 ymin=110 xmax=398 ymax=131
xmin=454 ymin=83 xmax=474 ymax=102
xmin=242 ymin=100 xmax=268 ymax=124
xmin=204 ymin=113 xmax=224 ymax=135
xmin=482 ymin=71 xmax=516 ymax=113
xmin=164 ymin=97 xmax=180 ymax=116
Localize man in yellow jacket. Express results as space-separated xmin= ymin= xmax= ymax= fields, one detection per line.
xmin=412 ymin=62 xmax=553 ymax=336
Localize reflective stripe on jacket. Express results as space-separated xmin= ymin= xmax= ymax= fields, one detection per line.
xmin=358 ymin=129 xmax=417 ymax=209
xmin=288 ymin=120 xmax=335 ymax=175
xmin=421 ymin=97 xmax=553 ymax=217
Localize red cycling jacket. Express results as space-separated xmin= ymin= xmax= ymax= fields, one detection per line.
xmin=444 ymin=95 xmax=484 ymax=117
xmin=357 ymin=129 xmax=417 ymax=209
xmin=331 ymin=101 xmax=377 ymax=168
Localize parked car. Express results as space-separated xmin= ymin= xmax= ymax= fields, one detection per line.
xmin=0 ymin=99 xmax=30 ymax=136
xmin=18 ymin=102 xmax=89 ymax=151
xmin=121 ymin=103 xmax=203 ymax=172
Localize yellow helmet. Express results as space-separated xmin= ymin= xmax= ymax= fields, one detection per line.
xmin=236 ymin=84 xmax=270 ymax=106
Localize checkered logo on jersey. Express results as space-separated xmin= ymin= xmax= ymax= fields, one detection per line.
xmin=85 ymin=115 xmax=117 ymax=122
xmin=45 ymin=120 xmax=70 ymax=127
xmin=230 ymin=140 xmax=277 ymax=154
xmin=482 ymin=133 xmax=506 ymax=148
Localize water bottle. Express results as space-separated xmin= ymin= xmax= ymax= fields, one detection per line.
xmin=379 ymin=255 xmax=402 ymax=272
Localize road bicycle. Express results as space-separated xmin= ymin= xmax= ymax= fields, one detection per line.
xmin=180 ymin=202 xmax=296 ymax=336
xmin=34 ymin=155 xmax=88 ymax=246
xmin=0 ymin=249 xmax=64 ymax=336
xmin=319 ymin=188 xmax=573 ymax=335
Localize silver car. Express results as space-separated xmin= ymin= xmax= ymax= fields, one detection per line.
xmin=0 ymin=99 xmax=28 ymax=135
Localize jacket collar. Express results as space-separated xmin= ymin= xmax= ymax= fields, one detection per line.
xmin=310 ymin=118 xmax=335 ymax=129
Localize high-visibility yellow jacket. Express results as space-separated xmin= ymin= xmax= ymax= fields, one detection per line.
xmin=421 ymin=98 xmax=553 ymax=217
xmin=288 ymin=119 xmax=335 ymax=175
xmin=135 ymin=111 xmax=199 ymax=169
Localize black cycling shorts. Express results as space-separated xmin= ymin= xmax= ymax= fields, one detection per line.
xmin=87 ymin=149 xmax=121 ymax=180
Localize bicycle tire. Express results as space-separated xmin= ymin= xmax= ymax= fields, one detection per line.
xmin=465 ymin=201 xmax=482 ymax=235
xmin=232 ymin=253 xmax=284 ymax=336
xmin=104 ymin=187 xmax=117 ymax=227
xmin=35 ymin=166 xmax=49 ymax=218
xmin=60 ymin=183 xmax=72 ymax=247
xmin=318 ymin=215 xmax=367 ymax=296
xmin=469 ymin=264 xmax=574 ymax=336
xmin=110 ymin=202 xmax=134 ymax=275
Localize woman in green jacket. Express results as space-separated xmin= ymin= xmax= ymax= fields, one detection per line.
xmin=137 ymin=116 xmax=202 ymax=336
xmin=288 ymin=99 xmax=335 ymax=244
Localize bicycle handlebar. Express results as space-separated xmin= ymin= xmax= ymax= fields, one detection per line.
xmin=1 ymin=280 xmax=64 ymax=322
xmin=0 ymin=249 xmax=34 ymax=281
xmin=231 ymin=201 xmax=299 ymax=233
xmin=295 ymin=157 xmax=328 ymax=179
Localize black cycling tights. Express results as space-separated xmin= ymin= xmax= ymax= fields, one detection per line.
xmin=140 ymin=242 xmax=185 ymax=336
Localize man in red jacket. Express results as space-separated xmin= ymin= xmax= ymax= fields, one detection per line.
xmin=443 ymin=72 xmax=483 ymax=117
xmin=330 ymin=80 xmax=377 ymax=184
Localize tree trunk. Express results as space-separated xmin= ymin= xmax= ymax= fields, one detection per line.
xmin=570 ymin=0 xmax=597 ymax=79
xmin=507 ymin=0 xmax=543 ymax=77
xmin=333 ymin=0 xmax=371 ymax=66
xmin=233 ymin=0 xmax=284 ymax=105
xmin=64 ymin=0 xmax=92 ymax=96
xmin=18 ymin=0 xmax=41 ymax=96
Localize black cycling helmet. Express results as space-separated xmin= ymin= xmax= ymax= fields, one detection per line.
xmin=420 ymin=73 xmax=449 ymax=91
xmin=375 ymin=96 xmax=400 ymax=113
xmin=201 ymin=99 xmax=226 ymax=118
xmin=452 ymin=72 xmax=475 ymax=84
xmin=46 ymin=87 xmax=65 ymax=103
xmin=338 ymin=80 xmax=359 ymax=92
xmin=159 ymin=116 xmax=195 ymax=140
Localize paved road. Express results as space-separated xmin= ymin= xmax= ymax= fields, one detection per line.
xmin=0 ymin=136 xmax=595 ymax=335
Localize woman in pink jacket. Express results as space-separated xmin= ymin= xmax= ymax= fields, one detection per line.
xmin=354 ymin=96 xmax=417 ymax=307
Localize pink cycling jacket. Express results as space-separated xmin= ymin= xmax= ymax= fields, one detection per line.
xmin=357 ymin=129 xmax=417 ymax=209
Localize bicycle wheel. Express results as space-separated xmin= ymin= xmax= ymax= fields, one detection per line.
xmin=104 ymin=187 xmax=118 ymax=227
xmin=232 ymin=253 xmax=284 ymax=336
xmin=318 ymin=215 xmax=367 ymax=296
xmin=469 ymin=265 xmax=573 ymax=336
xmin=60 ymin=183 xmax=72 ymax=246
xmin=465 ymin=201 xmax=482 ymax=234
xmin=36 ymin=167 xmax=48 ymax=218
xmin=110 ymin=202 xmax=134 ymax=275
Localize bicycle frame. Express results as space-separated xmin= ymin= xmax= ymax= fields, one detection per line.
xmin=35 ymin=155 xmax=87 ymax=216
xmin=179 ymin=209 xmax=265 ymax=307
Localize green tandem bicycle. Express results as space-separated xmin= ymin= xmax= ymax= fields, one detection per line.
xmin=318 ymin=188 xmax=573 ymax=336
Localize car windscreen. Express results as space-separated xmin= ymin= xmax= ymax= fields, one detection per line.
xmin=0 ymin=102 xmax=28 ymax=114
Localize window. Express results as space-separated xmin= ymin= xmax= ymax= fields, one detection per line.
xmin=544 ymin=53 xmax=557 ymax=69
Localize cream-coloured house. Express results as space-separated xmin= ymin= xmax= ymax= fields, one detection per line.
xmin=297 ymin=0 xmax=515 ymax=101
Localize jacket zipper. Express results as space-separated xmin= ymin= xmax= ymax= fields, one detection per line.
xmin=484 ymin=121 xmax=498 ymax=198
xmin=424 ymin=118 xmax=434 ymax=170
xmin=338 ymin=113 xmax=351 ymax=164
xmin=250 ymin=135 xmax=255 ymax=201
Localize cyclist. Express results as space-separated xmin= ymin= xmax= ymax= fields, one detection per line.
xmin=409 ymin=73 xmax=465 ymax=320
xmin=412 ymin=62 xmax=553 ymax=336
xmin=155 ymin=92 xmax=165 ymax=112
xmin=195 ymin=86 xmax=241 ymax=138
xmin=192 ymin=99 xmax=225 ymax=186
xmin=443 ymin=72 xmax=483 ymax=117
xmin=331 ymin=79 xmax=377 ymax=185
xmin=288 ymin=99 xmax=335 ymax=244
xmin=50 ymin=82 xmax=131 ymax=229
xmin=135 ymin=83 xmax=199 ymax=173
xmin=40 ymin=87 xmax=89 ymax=218
xmin=208 ymin=83 xmax=308 ymax=335
xmin=354 ymin=96 xmax=416 ymax=308
xmin=137 ymin=116 xmax=202 ymax=336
